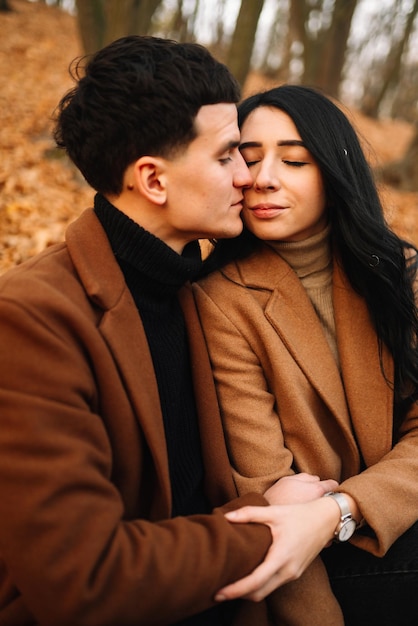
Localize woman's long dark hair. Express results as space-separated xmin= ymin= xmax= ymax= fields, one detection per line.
xmin=202 ymin=85 xmax=418 ymax=432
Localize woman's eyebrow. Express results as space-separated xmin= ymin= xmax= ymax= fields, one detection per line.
xmin=278 ymin=139 xmax=305 ymax=147
xmin=239 ymin=141 xmax=261 ymax=150
xmin=239 ymin=139 xmax=306 ymax=150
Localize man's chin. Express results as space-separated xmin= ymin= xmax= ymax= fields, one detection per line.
xmin=219 ymin=222 xmax=244 ymax=239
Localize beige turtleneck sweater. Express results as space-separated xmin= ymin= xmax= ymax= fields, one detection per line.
xmin=267 ymin=225 xmax=340 ymax=366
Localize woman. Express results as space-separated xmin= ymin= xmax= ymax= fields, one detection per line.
xmin=194 ymin=85 xmax=418 ymax=625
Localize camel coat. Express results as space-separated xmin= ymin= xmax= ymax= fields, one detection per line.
xmin=0 ymin=209 xmax=272 ymax=626
xmin=194 ymin=243 xmax=418 ymax=622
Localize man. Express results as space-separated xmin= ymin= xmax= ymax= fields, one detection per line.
xmin=0 ymin=35 xmax=340 ymax=625
xmin=0 ymin=35 xmax=277 ymax=626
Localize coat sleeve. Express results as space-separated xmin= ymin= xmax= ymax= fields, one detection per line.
xmin=0 ymin=290 xmax=271 ymax=626
xmin=339 ymin=401 xmax=418 ymax=556
xmin=339 ymin=253 xmax=418 ymax=556
xmin=193 ymin=282 xmax=295 ymax=494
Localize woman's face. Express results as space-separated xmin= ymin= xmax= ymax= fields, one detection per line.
xmin=239 ymin=106 xmax=328 ymax=242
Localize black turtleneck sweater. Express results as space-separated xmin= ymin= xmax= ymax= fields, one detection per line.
xmin=94 ymin=195 xmax=234 ymax=626
xmin=95 ymin=193 xmax=208 ymax=518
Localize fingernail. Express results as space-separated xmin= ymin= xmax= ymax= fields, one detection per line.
xmin=215 ymin=594 xmax=226 ymax=602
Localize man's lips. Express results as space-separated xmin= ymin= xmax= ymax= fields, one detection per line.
xmin=248 ymin=204 xmax=288 ymax=218
xmin=231 ymin=197 xmax=244 ymax=208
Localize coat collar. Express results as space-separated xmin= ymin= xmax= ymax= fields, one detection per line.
xmin=225 ymin=245 xmax=393 ymax=464
xmin=333 ymin=260 xmax=393 ymax=463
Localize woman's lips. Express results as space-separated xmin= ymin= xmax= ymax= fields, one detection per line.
xmin=249 ymin=204 xmax=288 ymax=219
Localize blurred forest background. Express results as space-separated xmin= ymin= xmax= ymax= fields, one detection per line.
xmin=1 ymin=0 xmax=418 ymax=273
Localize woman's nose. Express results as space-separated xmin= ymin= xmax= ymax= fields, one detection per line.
xmin=254 ymin=163 xmax=280 ymax=191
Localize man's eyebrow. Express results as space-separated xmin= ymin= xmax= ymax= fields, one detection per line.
xmin=239 ymin=139 xmax=306 ymax=150
xmin=217 ymin=139 xmax=240 ymax=156
xmin=225 ymin=140 xmax=240 ymax=150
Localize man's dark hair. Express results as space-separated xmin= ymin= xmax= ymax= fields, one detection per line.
xmin=54 ymin=36 xmax=241 ymax=195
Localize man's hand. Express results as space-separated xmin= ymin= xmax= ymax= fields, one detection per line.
xmin=215 ymin=495 xmax=341 ymax=603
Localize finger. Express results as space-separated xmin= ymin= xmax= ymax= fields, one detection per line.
xmin=290 ymin=473 xmax=320 ymax=482
xmin=319 ymin=479 xmax=339 ymax=494
xmin=224 ymin=505 xmax=275 ymax=524
xmin=215 ymin=558 xmax=280 ymax=602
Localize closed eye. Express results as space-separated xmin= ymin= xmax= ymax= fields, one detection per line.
xmin=283 ymin=160 xmax=308 ymax=167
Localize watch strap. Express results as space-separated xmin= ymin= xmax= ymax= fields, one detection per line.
xmin=324 ymin=491 xmax=351 ymax=518
xmin=324 ymin=491 xmax=359 ymax=542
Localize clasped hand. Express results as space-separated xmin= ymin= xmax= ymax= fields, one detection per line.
xmin=215 ymin=473 xmax=339 ymax=602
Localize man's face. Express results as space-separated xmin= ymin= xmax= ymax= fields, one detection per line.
xmin=161 ymin=103 xmax=252 ymax=252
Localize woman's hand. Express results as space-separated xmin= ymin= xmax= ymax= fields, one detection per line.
xmin=264 ymin=472 xmax=339 ymax=505
xmin=215 ymin=496 xmax=341 ymax=602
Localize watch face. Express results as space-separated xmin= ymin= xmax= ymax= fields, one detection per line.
xmin=338 ymin=519 xmax=357 ymax=541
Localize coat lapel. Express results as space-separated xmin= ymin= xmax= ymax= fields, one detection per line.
xmin=234 ymin=246 xmax=355 ymax=444
xmin=179 ymin=285 xmax=238 ymax=506
xmin=333 ymin=261 xmax=393 ymax=463
xmin=66 ymin=210 xmax=171 ymax=516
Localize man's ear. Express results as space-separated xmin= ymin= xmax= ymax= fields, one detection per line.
xmin=133 ymin=156 xmax=167 ymax=205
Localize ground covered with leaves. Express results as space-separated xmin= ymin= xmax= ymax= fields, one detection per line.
xmin=1 ymin=0 xmax=417 ymax=275
xmin=0 ymin=0 xmax=94 ymax=273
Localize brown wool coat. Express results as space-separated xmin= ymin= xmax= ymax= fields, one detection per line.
xmin=194 ymin=243 xmax=418 ymax=624
xmin=0 ymin=209 xmax=272 ymax=626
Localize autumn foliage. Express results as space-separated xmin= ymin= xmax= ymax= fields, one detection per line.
xmin=0 ymin=0 xmax=417 ymax=275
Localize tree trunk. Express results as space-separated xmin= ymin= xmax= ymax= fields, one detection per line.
xmin=105 ymin=0 xmax=135 ymax=42
xmin=301 ymin=0 xmax=358 ymax=94
xmin=317 ymin=0 xmax=358 ymax=97
xmin=0 ymin=0 xmax=12 ymax=12
xmin=294 ymin=0 xmax=317 ymax=85
xmin=76 ymin=0 xmax=106 ymax=55
xmin=361 ymin=0 xmax=418 ymax=118
xmin=76 ymin=0 xmax=163 ymax=55
xmin=286 ymin=0 xmax=307 ymax=82
xmin=132 ymin=0 xmax=163 ymax=35
xmin=166 ymin=0 xmax=190 ymax=42
xmin=226 ymin=0 xmax=265 ymax=87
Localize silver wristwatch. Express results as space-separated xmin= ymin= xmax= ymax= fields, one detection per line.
xmin=324 ymin=492 xmax=358 ymax=542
